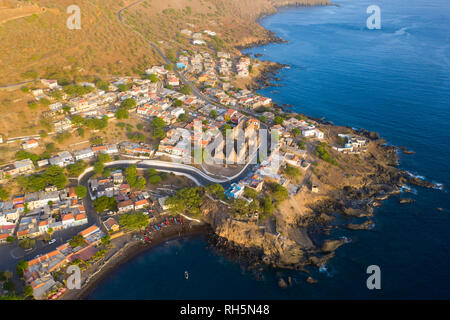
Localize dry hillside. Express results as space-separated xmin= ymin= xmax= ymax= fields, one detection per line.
xmin=0 ymin=0 xmax=330 ymax=85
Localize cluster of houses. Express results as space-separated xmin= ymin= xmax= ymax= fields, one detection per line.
xmin=178 ymin=50 xmax=253 ymax=88
xmin=180 ymin=28 xmax=217 ymax=46
xmin=88 ymin=170 xmax=154 ymax=215
xmin=203 ymin=87 xmax=272 ymax=109
xmin=0 ymin=186 xmax=89 ymax=243
xmin=24 ymin=224 xmax=106 ymax=299
xmin=332 ymin=134 xmax=369 ymax=154
xmin=0 ymin=159 xmax=34 ymax=181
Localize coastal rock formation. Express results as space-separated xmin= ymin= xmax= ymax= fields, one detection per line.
xmin=198 ymin=125 xmax=442 ymax=271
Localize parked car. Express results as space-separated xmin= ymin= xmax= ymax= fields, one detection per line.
xmin=48 ymin=239 xmax=56 ymax=245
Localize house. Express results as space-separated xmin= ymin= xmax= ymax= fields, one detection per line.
xmin=180 ymin=29 xmax=192 ymax=36
xmin=79 ymin=225 xmax=100 ymax=238
xmin=49 ymin=151 xmax=74 ymax=167
xmin=0 ymin=234 xmax=11 ymax=243
xmin=74 ymin=148 xmax=94 ymax=161
xmin=14 ymin=159 xmax=35 ymax=175
xmin=117 ymin=200 xmax=134 ymax=213
xmin=22 ymin=139 xmax=39 ymax=150
xmin=167 ymin=77 xmax=180 ymax=87
xmin=25 ymin=191 xmax=60 ymax=210
xmin=61 ymin=214 xmax=75 ymax=228
xmin=49 ymin=102 xmax=63 ymax=111
xmin=74 ymin=213 xmax=88 ymax=226
xmin=103 ymin=217 xmax=119 ymax=233
xmin=134 ymin=199 xmax=149 ymax=210
xmin=31 ymin=89 xmax=44 ymax=97
xmin=192 ymin=40 xmax=206 ymax=45
xmin=41 ymin=79 xmax=59 ymax=90
xmin=203 ymin=30 xmax=217 ymax=36
xmin=37 ymin=159 xmax=49 ymax=168
xmin=170 ymin=107 xmax=185 ymax=118
xmin=225 ymin=183 xmax=244 ymax=199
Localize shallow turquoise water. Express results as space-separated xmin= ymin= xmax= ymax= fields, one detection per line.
xmin=88 ymin=0 xmax=450 ymax=299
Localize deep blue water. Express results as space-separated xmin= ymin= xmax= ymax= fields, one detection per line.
xmin=88 ymin=0 xmax=450 ymax=299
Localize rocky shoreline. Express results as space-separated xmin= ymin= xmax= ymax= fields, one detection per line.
xmin=197 ymin=125 xmax=441 ymax=274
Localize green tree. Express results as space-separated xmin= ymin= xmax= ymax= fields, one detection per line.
xmin=179 ymin=85 xmax=191 ymax=95
xmin=151 ymin=117 xmax=166 ymax=128
xmin=283 ymin=164 xmax=301 ymax=179
xmin=125 ymin=165 xmax=138 ymax=187
xmin=136 ymin=177 xmax=147 ymax=189
xmin=23 ymin=286 xmax=33 ymax=298
xmin=178 ymin=113 xmax=188 ymax=122
xmin=262 ymin=196 xmax=274 ymax=218
xmin=97 ymin=153 xmax=111 ymax=163
xmin=166 ymin=187 xmax=204 ymax=218
xmin=100 ymin=235 xmax=111 ymax=246
xmin=28 ymin=101 xmax=38 ymax=110
xmin=43 ymin=165 xmax=67 ymax=189
xmin=95 ymin=80 xmax=110 ymax=91
xmin=269 ymin=183 xmax=289 ymax=203
xmin=93 ymin=196 xmax=117 ymax=213
xmin=18 ymin=238 xmax=35 ymax=250
xmin=119 ymin=212 xmax=149 ymax=230
xmin=152 ymin=127 xmax=166 ymax=140
xmin=121 ymin=98 xmax=137 ymax=110
xmin=93 ymin=161 xmax=105 ymax=175
xmin=206 ymin=184 xmax=225 ymax=200
xmin=16 ymin=260 xmax=28 ymax=277
xmin=39 ymin=98 xmax=51 ymax=106
xmin=115 ymin=108 xmax=129 ymax=119
xmin=274 ymin=116 xmax=284 ymax=125
xmin=315 ymin=142 xmax=337 ymax=165
xmin=210 ymin=110 xmax=218 ymax=119
xmin=0 ymin=187 xmax=9 ymax=201
xmin=147 ymin=74 xmax=159 ymax=83
xmin=66 ymin=161 xmax=87 ymax=177
xmin=243 ymin=187 xmax=258 ymax=199
xmin=69 ymin=235 xmax=85 ymax=248
xmin=117 ymin=83 xmax=130 ymax=92
xmin=75 ymin=185 xmax=87 ymax=198
xmin=291 ymin=128 xmax=302 ymax=137
xmin=3 ymin=270 xmax=12 ymax=281
xmin=3 ymin=281 xmax=14 ymax=292
xmin=148 ymin=175 xmax=162 ymax=185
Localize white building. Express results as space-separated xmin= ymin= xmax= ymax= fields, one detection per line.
xmin=74 ymin=148 xmax=95 ymax=161
xmin=22 ymin=139 xmax=39 ymax=150
xmin=49 ymin=151 xmax=74 ymax=167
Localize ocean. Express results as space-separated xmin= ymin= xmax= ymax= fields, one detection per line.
xmin=88 ymin=0 xmax=450 ymax=299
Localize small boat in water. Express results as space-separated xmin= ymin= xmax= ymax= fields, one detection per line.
xmin=185 ymin=271 xmax=189 ymax=280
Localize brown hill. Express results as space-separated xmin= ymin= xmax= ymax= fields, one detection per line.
xmin=0 ymin=0 xmax=330 ymax=85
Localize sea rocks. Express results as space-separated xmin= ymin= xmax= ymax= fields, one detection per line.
xmin=306 ymin=276 xmax=318 ymax=284
xmin=398 ymin=198 xmax=415 ymax=204
xmin=309 ymin=252 xmax=335 ymax=267
xmin=345 ymin=220 xmax=374 ymax=230
xmin=278 ymin=278 xmax=288 ymax=289
xmin=321 ymin=239 xmax=347 ymax=253
xmin=399 ymin=146 xmax=415 ymax=155
xmin=405 ymin=175 xmax=440 ymax=189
